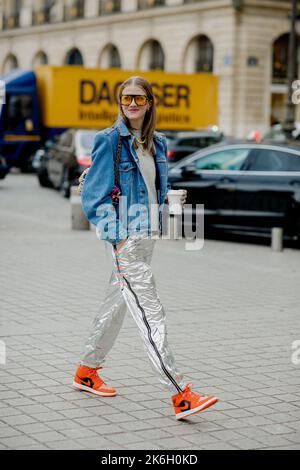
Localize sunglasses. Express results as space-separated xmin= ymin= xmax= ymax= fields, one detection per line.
xmin=120 ymin=95 xmax=150 ymax=107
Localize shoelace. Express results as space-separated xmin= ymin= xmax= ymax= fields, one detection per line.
xmin=88 ymin=367 xmax=106 ymax=386
xmin=184 ymin=382 xmax=194 ymax=393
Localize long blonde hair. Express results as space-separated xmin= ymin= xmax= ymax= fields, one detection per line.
xmin=118 ymin=76 xmax=157 ymax=152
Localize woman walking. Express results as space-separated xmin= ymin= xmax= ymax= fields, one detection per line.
xmin=73 ymin=76 xmax=218 ymax=420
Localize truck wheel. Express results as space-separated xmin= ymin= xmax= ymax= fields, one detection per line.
xmin=37 ymin=165 xmax=53 ymax=188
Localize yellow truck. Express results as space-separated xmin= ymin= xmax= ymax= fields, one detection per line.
xmin=0 ymin=65 xmax=218 ymax=169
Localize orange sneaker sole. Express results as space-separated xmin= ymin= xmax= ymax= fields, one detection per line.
xmin=176 ymin=396 xmax=218 ymax=420
xmin=72 ymin=381 xmax=117 ymax=397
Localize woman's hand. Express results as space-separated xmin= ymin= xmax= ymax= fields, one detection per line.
xmin=180 ymin=189 xmax=187 ymax=208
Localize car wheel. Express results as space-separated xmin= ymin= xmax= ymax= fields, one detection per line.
xmin=37 ymin=163 xmax=53 ymax=188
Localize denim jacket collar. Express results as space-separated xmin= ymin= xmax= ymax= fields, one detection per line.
xmin=114 ymin=118 xmax=163 ymax=142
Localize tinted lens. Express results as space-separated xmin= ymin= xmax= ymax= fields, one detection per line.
xmin=135 ymin=95 xmax=148 ymax=106
xmin=120 ymin=95 xmax=132 ymax=106
xmin=120 ymin=95 xmax=148 ymax=106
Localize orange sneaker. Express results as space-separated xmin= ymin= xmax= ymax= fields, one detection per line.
xmin=73 ymin=365 xmax=117 ymax=397
xmin=172 ymin=384 xmax=218 ymax=420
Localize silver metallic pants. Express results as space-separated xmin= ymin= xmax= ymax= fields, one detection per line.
xmin=81 ymin=232 xmax=185 ymax=394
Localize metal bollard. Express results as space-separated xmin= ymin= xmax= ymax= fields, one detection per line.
xmin=271 ymin=227 xmax=283 ymax=252
xmin=70 ymin=186 xmax=90 ymax=231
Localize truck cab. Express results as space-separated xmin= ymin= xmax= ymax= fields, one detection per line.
xmin=0 ymin=69 xmax=41 ymax=171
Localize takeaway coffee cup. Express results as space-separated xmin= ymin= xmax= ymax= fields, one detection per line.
xmin=167 ymin=189 xmax=186 ymax=215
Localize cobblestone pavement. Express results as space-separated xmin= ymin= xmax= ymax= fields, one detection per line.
xmin=0 ymin=172 xmax=300 ymax=450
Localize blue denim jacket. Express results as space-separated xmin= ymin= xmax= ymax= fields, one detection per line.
xmin=81 ymin=119 xmax=170 ymax=245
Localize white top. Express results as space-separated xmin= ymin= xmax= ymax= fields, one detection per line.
xmin=131 ymin=130 xmax=159 ymax=236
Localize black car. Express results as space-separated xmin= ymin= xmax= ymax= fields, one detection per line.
xmin=37 ymin=129 xmax=97 ymax=197
xmin=168 ymin=142 xmax=300 ymax=243
xmin=165 ymin=129 xmax=225 ymax=164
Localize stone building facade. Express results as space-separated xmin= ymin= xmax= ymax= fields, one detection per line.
xmin=0 ymin=0 xmax=299 ymax=137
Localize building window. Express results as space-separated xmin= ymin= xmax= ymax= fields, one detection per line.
xmin=32 ymin=51 xmax=49 ymax=67
xmin=99 ymin=0 xmax=121 ymax=15
xmin=195 ymin=35 xmax=213 ymax=72
xmin=99 ymin=44 xmax=121 ymax=68
xmin=272 ymin=33 xmax=299 ymax=84
xmin=138 ymin=0 xmax=165 ymax=9
xmin=32 ymin=1 xmax=56 ymax=25
xmin=138 ymin=40 xmax=165 ymax=70
xmin=65 ymin=48 xmax=84 ymax=65
xmin=184 ymin=34 xmax=214 ymax=73
xmin=2 ymin=54 xmax=19 ymax=74
xmin=3 ymin=0 xmax=21 ymax=30
xmin=64 ymin=0 xmax=85 ymax=21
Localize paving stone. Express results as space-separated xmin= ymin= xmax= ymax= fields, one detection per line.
xmin=229 ymin=438 xmax=264 ymax=449
xmin=0 ymin=415 xmax=36 ymax=426
xmin=16 ymin=423 xmax=52 ymax=434
xmin=261 ymin=424 xmax=296 ymax=435
xmin=74 ymin=416 xmax=108 ymax=427
xmin=74 ymin=436 xmax=113 ymax=449
xmin=0 ymin=426 xmax=21 ymax=438
xmin=1 ymin=435 xmax=39 ymax=449
xmin=152 ymin=436 xmax=194 ymax=449
xmin=44 ymin=440 xmax=88 ymax=450
xmin=33 ymin=431 xmax=67 ymax=443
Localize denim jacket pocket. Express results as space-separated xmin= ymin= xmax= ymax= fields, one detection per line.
xmin=119 ymin=161 xmax=136 ymax=193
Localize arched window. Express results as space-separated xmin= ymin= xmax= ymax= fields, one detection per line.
xmin=2 ymin=54 xmax=19 ymax=74
xmin=32 ymin=51 xmax=49 ymax=67
xmin=65 ymin=48 xmax=84 ymax=65
xmin=99 ymin=44 xmax=121 ymax=68
xmin=138 ymin=40 xmax=165 ymax=71
xmin=184 ymin=34 xmax=214 ymax=73
xmin=270 ymin=33 xmax=299 ymax=126
xmin=272 ymin=33 xmax=296 ymax=84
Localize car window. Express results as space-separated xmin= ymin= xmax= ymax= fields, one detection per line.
xmin=194 ymin=148 xmax=251 ymax=170
xmin=4 ymin=94 xmax=33 ymax=131
xmin=177 ymin=138 xmax=199 ymax=147
xmin=166 ymin=137 xmax=176 ymax=145
xmin=250 ymin=149 xmax=300 ymax=171
xmin=177 ymin=139 xmax=190 ymax=147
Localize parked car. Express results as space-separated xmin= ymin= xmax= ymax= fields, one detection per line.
xmin=168 ymin=142 xmax=300 ymax=243
xmin=0 ymin=155 xmax=9 ymax=180
xmin=165 ymin=128 xmax=225 ymax=164
xmin=37 ymin=129 xmax=97 ymax=197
